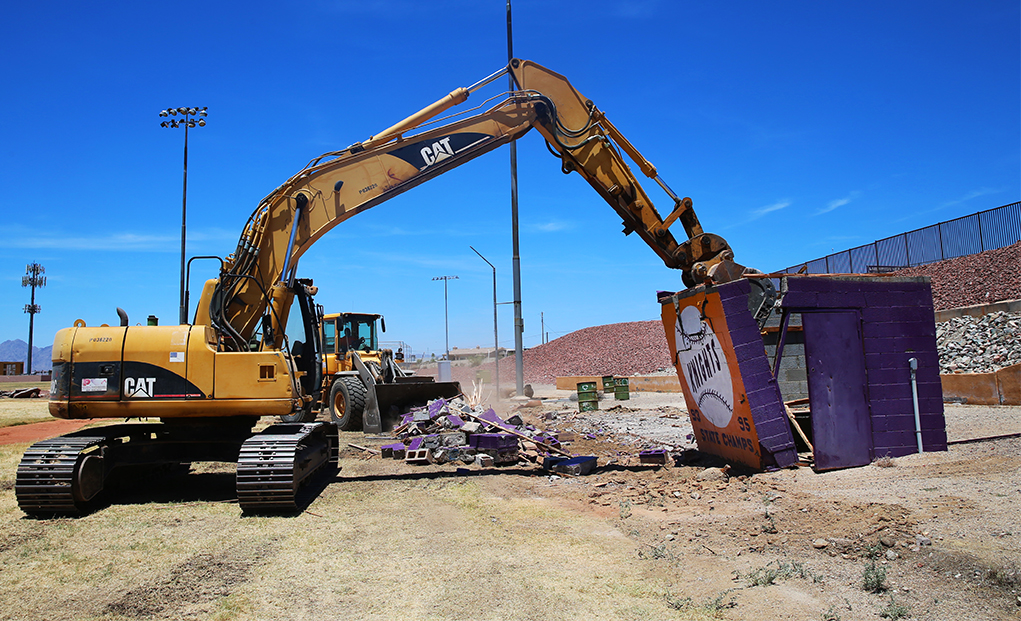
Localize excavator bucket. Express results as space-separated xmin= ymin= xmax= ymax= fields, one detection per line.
xmin=351 ymin=353 xmax=461 ymax=434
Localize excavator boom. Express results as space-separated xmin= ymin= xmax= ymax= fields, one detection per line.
xmin=207 ymin=59 xmax=748 ymax=351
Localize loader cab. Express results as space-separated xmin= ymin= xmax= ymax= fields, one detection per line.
xmin=322 ymin=312 xmax=384 ymax=358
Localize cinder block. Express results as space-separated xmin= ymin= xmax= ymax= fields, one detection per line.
xmin=405 ymin=448 xmax=430 ymax=464
xmin=460 ymin=421 xmax=482 ymax=434
xmin=440 ymin=431 xmax=467 ymax=447
xmin=639 ymin=448 xmax=669 ymax=465
xmin=475 ymin=453 xmax=494 ymax=467
xmin=407 ymin=436 xmax=424 ymax=451
xmin=784 ymin=368 xmax=807 ymax=382
xmin=469 ymin=433 xmax=517 ymax=450
xmin=381 ymin=442 xmax=406 ymax=459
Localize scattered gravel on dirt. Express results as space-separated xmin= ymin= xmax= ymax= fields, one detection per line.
xmin=894 ymin=240 xmax=1021 ymax=310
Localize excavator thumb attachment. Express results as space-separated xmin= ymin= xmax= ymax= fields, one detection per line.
xmin=351 ymin=353 xmax=461 ymax=434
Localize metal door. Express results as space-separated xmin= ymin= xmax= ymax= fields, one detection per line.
xmin=802 ymin=311 xmax=873 ymax=470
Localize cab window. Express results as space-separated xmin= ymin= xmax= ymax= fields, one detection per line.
xmin=323 ymin=321 xmax=336 ymax=353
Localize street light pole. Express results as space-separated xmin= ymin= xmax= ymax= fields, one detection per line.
xmin=160 ymin=106 xmax=207 ymax=325
xmin=470 ymin=246 xmax=499 ymax=399
xmin=432 ymin=275 xmax=458 ymax=360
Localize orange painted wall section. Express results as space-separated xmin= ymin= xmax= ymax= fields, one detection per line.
xmin=661 ymin=289 xmax=766 ymax=469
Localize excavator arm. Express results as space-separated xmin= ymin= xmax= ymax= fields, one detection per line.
xmin=205 ymin=59 xmax=753 ymax=351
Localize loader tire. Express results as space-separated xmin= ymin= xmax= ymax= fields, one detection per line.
xmin=330 ymin=377 xmax=367 ymax=431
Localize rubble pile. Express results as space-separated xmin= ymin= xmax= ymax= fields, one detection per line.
xmin=936 ymin=310 xmax=1021 ymax=374
xmin=894 ymin=240 xmax=1021 ymax=311
xmin=378 ymin=397 xmax=565 ymax=467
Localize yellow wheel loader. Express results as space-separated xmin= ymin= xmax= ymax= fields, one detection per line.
xmin=310 ymin=312 xmax=460 ymax=433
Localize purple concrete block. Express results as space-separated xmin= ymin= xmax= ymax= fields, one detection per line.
xmin=729 ymin=325 xmax=767 ymax=349
xmin=381 ymin=442 xmax=407 ymax=459
xmin=814 ymin=292 xmax=867 ymax=308
xmin=872 ymin=430 xmax=918 ymax=449
xmin=734 ymin=341 xmax=769 ymax=365
xmin=865 ymin=321 xmax=937 ymax=339
xmin=542 ymin=455 xmax=571 ymax=470
xmin=780 ymin=291 xmax=818 ymax=307
xmin=754 ymin=417 xmax=789 ymax=439
xmin=428 ymin=399 xmax=448 ymax=418
xmin=400 ymin=413 xmax=415 ymax=427
xmin=407 ymin=436 xmax=424 ymax=451
xmin=773 ymin=447 xmax=800 ymax=468
xmin=532 ymin=432 xmax=560 ymax=447
xmin=865 ymin=351 xmax=940 ymax=371
xmin=921 ymin=430 xmax=948 ymax=450
xmin=445 ymin=414 xmax=465 ymax=428
xmin=868 ymin=382 xmax=913 ymax=401
xmin=479 ymin=408 xmax=505 ymax=427
xmin=552 ymin=455 xmax=598 ymax=476
xmin=469 ymin=433 xmax=517 ymax=450
xmin=862 ymin=335 xmax=937 ymax=355
xmin=870 ymin=415 xmax=915 ymax=432
xmin=869 ymin=399 xmax=913 ymax=417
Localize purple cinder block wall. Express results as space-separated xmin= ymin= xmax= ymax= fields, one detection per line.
xmin=780 ymin=276 xmax=947 ymax=458
xmin=716 ymin=278 xmax=799 ymax=469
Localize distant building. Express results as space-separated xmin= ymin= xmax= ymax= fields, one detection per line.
xmin=447 ymin=346 xmax=508 ymax=363
xmin=1 ymin=362 xmax=24 ymax=375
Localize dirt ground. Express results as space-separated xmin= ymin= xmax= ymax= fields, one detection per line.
xmin=0 ymin=390 xmax=1019 ymax=621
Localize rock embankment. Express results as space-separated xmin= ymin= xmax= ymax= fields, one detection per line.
xmin=894 ymin=240 xmax=1021 ymax=311
xmin=936 ymin=310 xmax=1021 ymax=374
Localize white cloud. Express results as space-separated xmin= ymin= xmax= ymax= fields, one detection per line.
xmin=815 ymin=191 xmax=860 ymax=216
xmin=940 ymin=187 xmax=1002 ymax=208
xmin=748 ymin=200 xmax=790 ymax=221
xmin=531 ymin=221 xmax=572 ymax=233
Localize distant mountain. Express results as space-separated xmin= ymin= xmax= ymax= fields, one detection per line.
xmin=0 ymin=339 xmax=53 ymax=373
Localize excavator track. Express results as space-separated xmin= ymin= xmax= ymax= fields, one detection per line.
xmin=16 ymin=432 xmax=111 ymax=516
xmin=236 ymin=422 xmax=338 ymax=513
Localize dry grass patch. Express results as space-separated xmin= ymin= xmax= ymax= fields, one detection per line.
xmin=0 ymin=398 xmax=51 ymax=428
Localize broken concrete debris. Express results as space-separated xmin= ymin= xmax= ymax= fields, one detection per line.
xmin=377 ymin=397 xmax=595 ymax=472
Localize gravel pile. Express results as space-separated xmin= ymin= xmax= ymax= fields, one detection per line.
xmin=894 ymin=240 xmax=1021 ymax=311
xmin=418 ymin=320 xmax=672 ymax=388
xmin=936 ymin=310 xmax=1021 ymax=374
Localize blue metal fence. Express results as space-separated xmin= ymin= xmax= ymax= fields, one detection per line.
xmin=785 ymin=201 xmax=1021 ymax=274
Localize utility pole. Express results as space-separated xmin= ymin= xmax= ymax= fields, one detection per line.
xmin=22 ymin=263 xmax=45 ymax=375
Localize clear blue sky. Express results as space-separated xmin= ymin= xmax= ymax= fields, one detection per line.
xmin=1 ymin=1 xmax=1018 ymax=363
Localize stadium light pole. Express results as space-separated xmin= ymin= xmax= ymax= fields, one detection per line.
xmin=432 ymin=276 xmax=458 ymax=361
xmin=470 ymin=246 xmax=499 ymax=399
xmin=507 ymin=0 xmax=524 ymax=397
xmin=160 ymin=106 xmax=208 ymax=325
xmin=22 ymin=263 xmax=45 ymax=375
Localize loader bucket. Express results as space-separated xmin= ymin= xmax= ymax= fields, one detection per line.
xmin=351 ymin=352 xmax=462 ymax=433
xmin=369 ymin=379 xmax=462 ymax=432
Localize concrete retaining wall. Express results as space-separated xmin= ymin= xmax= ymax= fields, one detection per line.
xmin=940 ymin=363 xmax=1021 ymax=405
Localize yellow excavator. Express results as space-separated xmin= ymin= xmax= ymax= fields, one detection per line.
xmin=17 ymin=59 xmax=768 ymax=516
